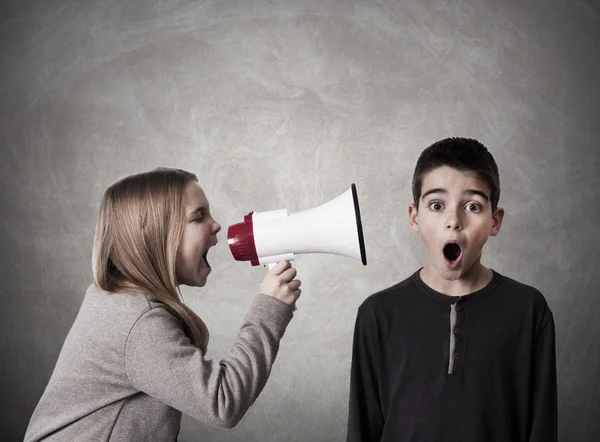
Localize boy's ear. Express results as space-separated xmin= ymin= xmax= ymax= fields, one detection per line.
xmin=490 ymin=207 xmax=505 ymax=236
xmin=408 ymin=203 xmax=419 ymax=232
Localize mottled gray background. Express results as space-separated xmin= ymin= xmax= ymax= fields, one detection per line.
xmin=1 ymin=0 xmax=599 ymax=441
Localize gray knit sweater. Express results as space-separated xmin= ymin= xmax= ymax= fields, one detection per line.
xmin=24 ymin=284 xmax=294 ymax=441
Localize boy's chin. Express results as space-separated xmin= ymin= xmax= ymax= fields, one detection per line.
xmin=426 ymin=259 xmax=465 ymax=280
xmin=436 ymin=266 xmax=465 ymax=281
xmin=435 ymin=260 xmax=483 ymax=281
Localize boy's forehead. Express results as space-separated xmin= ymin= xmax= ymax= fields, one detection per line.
xmin=421 ymin=166 xmax=490 ymax=196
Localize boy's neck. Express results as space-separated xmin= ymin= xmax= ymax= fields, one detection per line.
xmin=419 ymin=261 xmax=493 ymax=297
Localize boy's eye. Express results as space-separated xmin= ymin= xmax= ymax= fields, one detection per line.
xmin=465 ymin=203 xmax=481 ymax=212
xmin=429 ymin=202 xmax=443 ymax=211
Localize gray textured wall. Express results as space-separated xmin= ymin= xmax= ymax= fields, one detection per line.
xmin=1 ymin=0 xmax=599 ymax=441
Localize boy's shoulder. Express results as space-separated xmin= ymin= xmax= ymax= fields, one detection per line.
xmin=493 ymin=272 xmax=554 ymax=330
xmin=357 ymin=271 xmax=418 ymax=314
xmin=494 ymin=272 xmax=552 ymax=310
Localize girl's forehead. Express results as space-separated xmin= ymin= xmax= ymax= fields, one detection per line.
xmin=183 ymin=181 xmax=209 ymax=206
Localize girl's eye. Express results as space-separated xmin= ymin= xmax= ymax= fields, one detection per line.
xmin=429 ymin=202 xmax=443 ymax=211
xmin=193 ymin=216 xmax=204 ymax=223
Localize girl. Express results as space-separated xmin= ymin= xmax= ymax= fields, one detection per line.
xmin=25 ymin=168 xmax=301 ymax=441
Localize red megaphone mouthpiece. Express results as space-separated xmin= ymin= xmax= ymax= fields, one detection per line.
xmin=227 ymin=212 xmax=260 ymax=266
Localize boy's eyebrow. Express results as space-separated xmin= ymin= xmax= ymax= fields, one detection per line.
xmin=464 ymin=190 xmax=489 ymax=201
xmin=421 ymin=188 xmax=447 ymax=200
xmin=421 ymin=188 xmax=489 ymax=201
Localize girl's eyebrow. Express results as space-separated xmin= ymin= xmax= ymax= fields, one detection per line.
xmin=189 ymin=206 xmax=206 ymax=217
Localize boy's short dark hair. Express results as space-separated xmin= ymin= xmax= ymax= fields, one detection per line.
xmin=411 ymin=137 xmax=501 ymax=212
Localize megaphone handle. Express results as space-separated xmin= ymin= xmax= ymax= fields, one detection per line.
xmin=261 ymin=260 xmax=298 ymax=311
xmin=261 ymin=254 xmax=294 ymax=270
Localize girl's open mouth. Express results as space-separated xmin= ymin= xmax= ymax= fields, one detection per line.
xmin=202 ymin=251 xmax=211 ymax=269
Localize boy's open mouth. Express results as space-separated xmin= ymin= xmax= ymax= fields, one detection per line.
xmin=443 ymin=242 xmax=462 ymax=264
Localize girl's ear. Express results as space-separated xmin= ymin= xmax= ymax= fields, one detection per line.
xmin=490 ymin=207 xmax=505 ymax=236
xmin=408 ymin=203 xmax=419 ymax=233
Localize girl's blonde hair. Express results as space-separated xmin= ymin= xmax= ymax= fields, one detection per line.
xmin=92 ymin=167 xmax=209 ymax=352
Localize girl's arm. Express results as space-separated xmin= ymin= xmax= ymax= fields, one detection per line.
xmin=125 ymin=294 xmax=293 ymax=428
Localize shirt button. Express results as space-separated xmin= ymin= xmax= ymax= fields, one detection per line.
xmin=456 ymin=305 xmax=462 ymax=312
xmin=454 ymin=327 xmax=460 ymax=334
xmin=453 ymin=351 xmax=460 ymax=359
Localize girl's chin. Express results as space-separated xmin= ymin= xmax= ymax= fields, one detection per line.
xmin=178 ymin=271 xmax=210 ymax=288
xmin=195 ymin=268 xmax=211 ymax=286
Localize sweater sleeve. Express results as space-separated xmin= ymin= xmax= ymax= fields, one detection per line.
xmin=346 ymin=305 xmax=384 ymax=442
xmin=125 ymin=294 xmax=293 ymax=429
xmin=528 ymin=313 xmax=558 ymax=442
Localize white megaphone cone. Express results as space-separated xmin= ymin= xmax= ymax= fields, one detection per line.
xmin=227 ymin=184 xmax=367 ymax=267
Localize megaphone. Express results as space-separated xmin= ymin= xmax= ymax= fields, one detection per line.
xmin=227 ymin=184 xmax=367 ymax=267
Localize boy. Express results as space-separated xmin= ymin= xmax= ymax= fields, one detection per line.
xmin=346 ymin=138 xmax=557 ymax=442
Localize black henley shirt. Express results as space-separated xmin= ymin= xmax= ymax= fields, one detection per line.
xmin=346 ymin=269 xmax=557 ymax=442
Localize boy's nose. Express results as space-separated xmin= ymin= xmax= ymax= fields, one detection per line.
xmin=446 ymin=222 xmax=462 ymax=231
xmin=445 ymin=216 xmax=463 ymax=231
